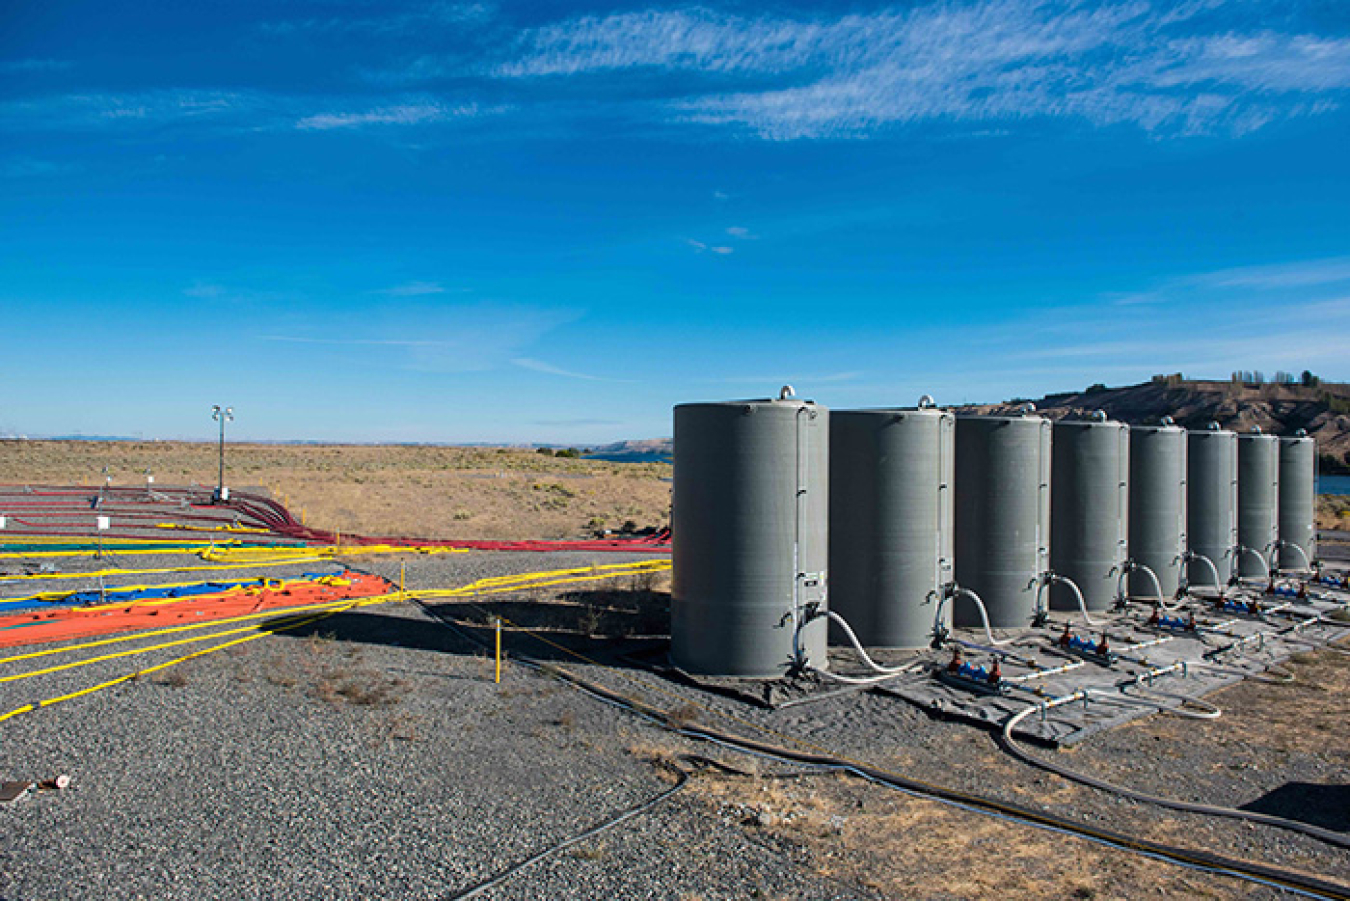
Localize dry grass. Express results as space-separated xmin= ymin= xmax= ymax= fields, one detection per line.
xmin=3 ymin=440 xmax=672 ymax=541
xmin=666 ymin=646 xmax=1350 ymax=900
xmin=1124 ymin=639 xmax=1350 ymax=759
xmin=1316 ymin=494 xmax=1350 ymax=531
xmin=370 ymin=711 xmax=425 ymax=745
xmin=256 ymin=630 xmax=407 ymax=708
xmin=151 ymin=669 xmax=189 ymax=688
xmin=689 ymin=772 xmax=1252 ymax=900
xmin=315 ymin=670 xmax=407 ymax=707
xmin=567 ymin=842 xmax=609 ymax=861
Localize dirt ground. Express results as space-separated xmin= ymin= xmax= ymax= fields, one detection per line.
xmin=3 ymin=443 xmax=1348 ymax=900
xmin=687 ymin=643 xmax=1350 ymax=901
xmin=7 ymin=438 xmax=1345 ymax=540
xmin=0 ymin=440 xmax=672 ymax=540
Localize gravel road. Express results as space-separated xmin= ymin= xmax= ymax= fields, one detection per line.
xmin=1 ymin=545 xmax=1347 ymax=900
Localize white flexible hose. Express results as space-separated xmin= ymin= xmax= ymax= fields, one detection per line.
xmin=951 ymin=586 xmax=1019 ymax=646
xmin=824 ymin=610 xmax=910 ymax=675
xmin=1235 ymin=545 xmax=1270 ymax=581
xmin=1118 ymin=683 xmax=1223 ymax=719
xmin=809 ymin=665 xmax=921 ymax=686
xmin=1051 ymin=574 xmax=1099 ymax=627
xmin=1190 ymin=659 xmax=1295 ymax=684
xmin=1117 ymin=562 xmax=1175 ymax=610
xmin=1186 ymin=552 xmax=1223 ymax=591
xmin=1276 ymin=541 xmax=1313 ymax=574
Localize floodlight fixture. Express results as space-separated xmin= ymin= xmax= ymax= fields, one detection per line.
xmin=211 ymin=405 xmax=234 ymax=502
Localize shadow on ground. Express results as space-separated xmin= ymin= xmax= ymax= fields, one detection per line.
xmin=262 ymin=586 xmax=671 ymax=670
xmin=264 ymin=610 xmax=472 ymax=654
xmin=1240 ymin=782 xmax=1350 ymax=833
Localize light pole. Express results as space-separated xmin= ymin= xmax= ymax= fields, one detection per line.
xmin=211 ymin=405 xmax=234 ymax=502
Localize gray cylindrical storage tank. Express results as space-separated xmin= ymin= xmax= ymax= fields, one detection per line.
xmin=829 ymin=402 xmax=954 ymax=648
xmin=1237 ymin=430 xmax=1279 ymax=578
xmin=671 ymin=393 xmax=829 ymax=677
xmin=1050 ymin=416 xmax=1129 ymax=612
xmin=1187 ymin=425 xmax=1238 ymax=587
xmin=954 ymin=413 xmax=1051 ymax=630
xmin=1278 ymin=433 xmax=1316 ymax=570
xmin=1128 ymin=422 xmax=1187 ymax=598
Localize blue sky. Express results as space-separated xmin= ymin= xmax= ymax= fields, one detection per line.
xmin=3 ymin=0 xmax=1349 ymax=444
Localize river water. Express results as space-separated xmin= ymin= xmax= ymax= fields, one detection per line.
xmin=1320 ymin=474 xmax=1350 ymax=495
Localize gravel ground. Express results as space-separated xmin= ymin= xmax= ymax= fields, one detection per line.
xmin=1 ymin=545 xmax=1347 ymax=900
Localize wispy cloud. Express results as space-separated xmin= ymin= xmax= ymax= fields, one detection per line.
xmin=1094 ymin=256 xmax=1350 ymax=305
xmin=259 ymin=335 xmax=458 ymax=348
xmin=498 ymin=9 xmax=824 ymax=78
xmin=8 ymin=3 xmax=1348 ymax=144
xmin=1104 ymin=290 xmax=1166 ymax=306
xmin=512 ymin=358 xmax=633 ymax=382
xmin=183 ymin=282 xmax=226 ymax=299
xmin=1191 ymin=257 xmax=1350 ymax=290
xmin=295 ymin=101 xmax=479 ymax=130
xmin=685 ymin=238 xmax=734 ymax=254
xmin=0 ymin=90 xmax=269 ymax=132
xmin=258 ymin=302 xmax=577 ymax=373
xmin=1 ymin=58 xmax=73 ymax=73
xmin=375 ymin=281 xmax=450 ymax=296
xmin=991 ymin=259 xmax=1350 ymax=381
xmin=1 ymin=157 xmax=76 ymax=179
xmin=261 ymin=3 xmax=493 ymax=38
xmin=502 ymin=1 xmax=1350 ymax=139
xmin=0 ymin=90 xmax=490 ymax=136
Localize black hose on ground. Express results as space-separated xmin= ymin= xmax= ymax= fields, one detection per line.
xmin=408 ymin=596 xmax=1350 ymax=901
xmin=998 ymin=705 xmax=1350 ymax=850
xmin=442 ymin=772 xmax=690 ymax=901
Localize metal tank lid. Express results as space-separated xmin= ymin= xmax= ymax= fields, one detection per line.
xmin=674 ymin=385 xmax=820 ymax=410
xmin=1131 ymin=416 xmax=1185 ymax=434
xmin=1279 ymin=429 xmax=1313 ymax=443
xmin=836 ymin=394 xmax=951 ymax=417
xmin=1191 ymin=421 xmax=1235 ymax=436
xmin=1055 ymin=410 xmax=1125 ymax=428
xmin=956 ymin=402 xmax=1045 ymax=422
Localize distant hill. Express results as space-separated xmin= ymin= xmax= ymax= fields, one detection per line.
xmin=604 ymin=378 xmax=1350 ymax=473
xmin=584 ymin=438 xmax=672 ymax=462
xmin=959 ymin=376 xmax=1350 ymax=474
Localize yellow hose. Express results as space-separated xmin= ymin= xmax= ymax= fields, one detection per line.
xmin=4 ymin=572 xmax=356 ymax=611
xmin=0 ymin=609 xmax=344 ymax=724
xmin=0 ymin=555 xmax=329 ymax=583
xmin=0 ymin=558 xmax=669 ymax=723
